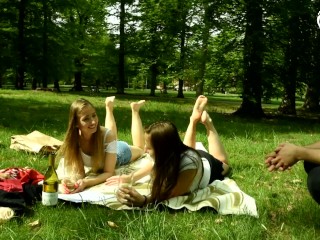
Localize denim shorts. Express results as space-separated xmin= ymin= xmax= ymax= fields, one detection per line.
xmin=116 ymin=141 xmax=132 ymax=166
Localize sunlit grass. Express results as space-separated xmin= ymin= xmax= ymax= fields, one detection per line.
xmin=1 ymin=89 xmax=320 ymax=239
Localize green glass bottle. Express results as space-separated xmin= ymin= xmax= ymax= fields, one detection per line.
xmin=42 ymin=153 xmax=59 ymax=206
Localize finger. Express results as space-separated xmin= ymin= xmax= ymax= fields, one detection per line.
xmin=268 ymin=164 xmax=276 ymax=172
xmin=265 ymin=157 xmax=273 ymax=165
xmin=119 ymin=186 xmax=132 ymax=193
xmin=270 ymin=156 xmax=281 ymax=165
xmin=105 ymin=179 xmax=119 ymax=185
xmin=281 ymin=165 xmax=289 ymax=171
xmin=60 ymin=184 xmax=71 ymax=194
xmin=105 ymin=181 xmax=118 ymax=186
xmin=274 ymin=161 xmax=284 ymax=169
xmin=62 ymin=187 xmax=70 ymax=194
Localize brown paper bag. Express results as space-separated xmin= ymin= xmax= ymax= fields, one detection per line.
xmin=10 ymin=131 xmax=63 ymax=153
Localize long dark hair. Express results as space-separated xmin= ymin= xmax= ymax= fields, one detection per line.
xmin=145 ymin=121 xmax=198 ymax=202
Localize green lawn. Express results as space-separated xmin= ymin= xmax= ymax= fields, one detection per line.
xmin=1 ymin=89 xmax=320 ymax=240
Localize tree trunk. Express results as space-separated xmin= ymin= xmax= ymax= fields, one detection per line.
xmin=42 ymin=0 xmax=48 ymax=88
xmin=196 ymin=1 xmax=210 ymax=97
xmin=74 ymin=70 xmax=83 ymax=91
xmin=117 ymin=0 xmax=125 ymax=94
xmin=16 ymin=0 xmax=27 ymax=90
xmin=278 ymin=15 xmax=300 ymax=115
xmin=149 ymin=63 xmax=157 ymax=96
xmin=32 ymin=78 xmax=37 ymax=90
xmin=177 ymin=1 xmax=187 ymax=99
xmin=162 ymin=82 xmax=168 ymax=94
xmin=303 ymin=14 xmax=320 ymax=112
xmin=234 ymin=0 xmax=264 ymax=117
xmin=54 ymin=79 xmax=60 ymax=92
xmin=303 ymin=85 xmax=320 ymax=112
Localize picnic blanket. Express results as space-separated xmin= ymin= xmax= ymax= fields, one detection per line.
xmin=10 ymin=131 xmax=63 ymax=153
xmin=58 ymin=146 xmax=258 ymax=218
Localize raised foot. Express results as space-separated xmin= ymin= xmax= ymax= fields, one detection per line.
xmin=191 ymin=95 xmax=208 ymax=122
xmin=131 ymin=100 xmax=146 ymax=111
xmin=105 ymin=96 xmax=115 ymax=109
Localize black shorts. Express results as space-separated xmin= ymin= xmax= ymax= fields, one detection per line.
xmin=197 ymin=150 xmax=224 ymax=183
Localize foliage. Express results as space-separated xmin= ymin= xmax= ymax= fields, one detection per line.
xmin=1 ymin=0 xmax=320 ymax=114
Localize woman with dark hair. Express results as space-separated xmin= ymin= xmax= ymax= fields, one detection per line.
xmin=117 ymin=95 xmax=231 ymax=207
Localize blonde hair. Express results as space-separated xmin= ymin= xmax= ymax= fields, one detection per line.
xmin=57 ymin=98 xmax=105 ymax=179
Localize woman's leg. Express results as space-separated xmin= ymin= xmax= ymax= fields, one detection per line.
xmin=129 ymin=100 xmax=146 ymax=161
xmin=201 ymin=111 xmax=228 ymax=165
xmin=304 ymin=161 xmax=320 ymax=204
xmin=105 ymin=96 xmax=117 ymax=139
xmin=183 ymin=95 xmax=208 ymax=148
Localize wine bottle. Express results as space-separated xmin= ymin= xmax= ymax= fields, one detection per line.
xmin=42 ymin=153 xmax=59 ymax=206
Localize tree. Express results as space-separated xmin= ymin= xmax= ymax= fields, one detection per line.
xmin=303 ymin=2 xmax=320 ymax=112
xmin=234 ymin=0 xmax=265 ymax=117
xmin=16 ymin=0 xmax=27 ymax=89
xmin=117 ymin=0 xmax=126 ymax=94
xmin=278 ymin=0 xmax=311 ymax=115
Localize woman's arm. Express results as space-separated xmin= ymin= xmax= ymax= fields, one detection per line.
xmin=105 ymin=158 xmax=154 ymax=185
xmin=168 ymin=169 xmax=197 ymax=198
xmin=73 ymin=129 xmax=117 ymax=192
xmin=80 ymin=151 xmax=116 ymax=189
xmin=118 ymin=169 xmax=197 ymax=206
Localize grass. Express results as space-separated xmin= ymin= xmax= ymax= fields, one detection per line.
xmin=1 ymin=88 xmax=320 ymax=239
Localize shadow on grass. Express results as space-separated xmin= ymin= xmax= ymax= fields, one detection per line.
xmin=1 ymin=90 xmax=320 ymax=142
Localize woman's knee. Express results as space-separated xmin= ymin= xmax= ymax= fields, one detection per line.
xmin=307 ymin=167 xmax=320 ymax=205
xmin=304 ymin=161 xmax=319 ymax=174
xmin=130 ymin=146 xmax=144 ymax=161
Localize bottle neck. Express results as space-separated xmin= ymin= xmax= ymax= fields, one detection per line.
xmin=48 ymin=154 xmax=55 ymax=167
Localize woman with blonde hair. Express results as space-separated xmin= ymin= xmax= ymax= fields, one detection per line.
xmin=57 ymin=97 xmax=117 ymax=193
xmin=57 ymin=96 xmax=149 ymax=193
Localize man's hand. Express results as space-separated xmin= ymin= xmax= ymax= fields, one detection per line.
xmin=265 ymin=143 xmax=299 ymax=171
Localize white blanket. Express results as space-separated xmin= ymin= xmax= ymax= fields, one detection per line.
xmin=58 ymin=144 xmax=258 ymax=218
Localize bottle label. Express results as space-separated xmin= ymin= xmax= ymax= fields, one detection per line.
xmin=42 ymin=191 xmax=58 ymax=206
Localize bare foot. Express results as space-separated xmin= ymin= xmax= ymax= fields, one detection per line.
xmin=131 ymin=100 xmax=146 ymax=112
xmin=191 ymin=95 xmax=207 ymax=122
xmin=201 ymin=110 xmax=211 ymax=125
xmin=201 ymin=111 xmax=217 ymax=132
xmin=105 ymin=96 xmax=115 ymax=110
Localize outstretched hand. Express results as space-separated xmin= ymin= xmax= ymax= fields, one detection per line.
xmin=105 ymin=174 xmax=131 ymax=186
xmin=116 ymin=186 xmax=146 ymax=207
xmin=265 ymin=143 xmax=299 ymax=171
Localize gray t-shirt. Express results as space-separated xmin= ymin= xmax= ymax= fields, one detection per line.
xmin=179 ymin=149 xmax=210 ymax=192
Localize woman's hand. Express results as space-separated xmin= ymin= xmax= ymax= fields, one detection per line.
xmin=116 ymin=186 xmax=146 ymax=207
xmin=71 ymin=179 xmax=86 ymax=193
xmin=105 ymin=175 xmax=131 ymax=186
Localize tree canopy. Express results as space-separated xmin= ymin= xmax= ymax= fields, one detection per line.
xmin=1 ymin=0 xmax=319 ymax=117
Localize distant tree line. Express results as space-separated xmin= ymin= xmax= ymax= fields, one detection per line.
xmin=1 ymin=0 xmax=320 ymax=117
